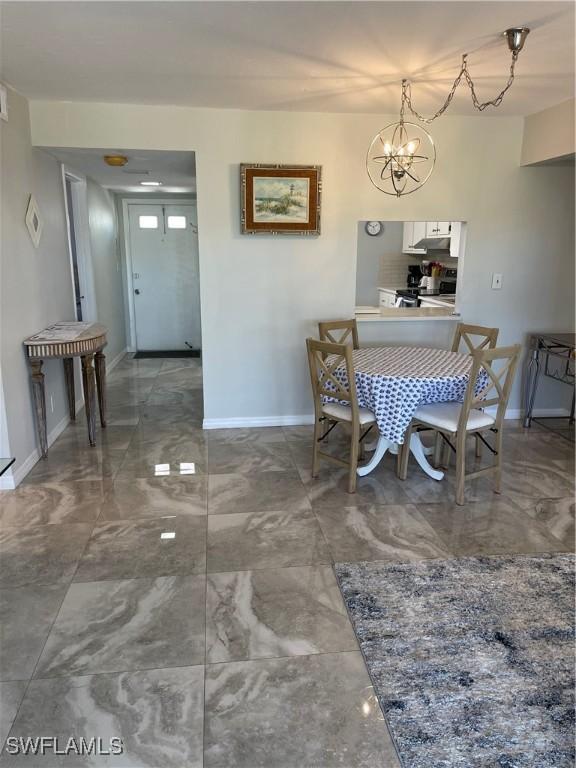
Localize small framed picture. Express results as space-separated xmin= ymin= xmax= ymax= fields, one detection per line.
xmin=0 ymin=84 xmax=7 ymax=122
xmin=25 ymin=195 xmax=43 ymax=248
xmin=241 ymin=164 xmax=322 ymax=235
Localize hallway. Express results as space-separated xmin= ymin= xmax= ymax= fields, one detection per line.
xmin=0 ymin=355 xmax=573 ymax=766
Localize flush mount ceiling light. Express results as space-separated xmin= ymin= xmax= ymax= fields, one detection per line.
xmin=367 ymin=27 xmax=530 ymax=197
xmin=103 ymin=154 xmax=128 ymax=167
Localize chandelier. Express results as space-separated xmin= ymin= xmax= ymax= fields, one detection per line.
xmin=367 ymin=27 xmax=530 ymax=197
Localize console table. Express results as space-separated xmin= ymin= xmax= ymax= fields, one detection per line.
xmin=23 ymin=322 xmax=108 ymax=458
xmin=523 ymin=331 xmax=575 ymax=432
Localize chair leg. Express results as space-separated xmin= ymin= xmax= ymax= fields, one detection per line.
xmin=455 ymin=431 xmax=467 ymax=505
xmin=433 ymin=431 xmax=443 ymax=468
xmin=311 ymin=418 xmax=321 ymax=478
xmin=398 ymin=422 xmax=414 ymax=481
xmin=441 ymin=437 xmax=451 ymax=469
xmin=348 ymin=425 xmax=359 ymax=493
xmin=475 ymin=433 xmax=482 ymax=459
xmin=493 ymin=429 xmax=504 ymax=494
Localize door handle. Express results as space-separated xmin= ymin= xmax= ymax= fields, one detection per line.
xmin=134 ymin=289 xmax=141 ymax=295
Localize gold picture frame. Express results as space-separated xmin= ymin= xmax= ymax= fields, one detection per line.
xmin=241 ymin=164 xmax=321 ymax=235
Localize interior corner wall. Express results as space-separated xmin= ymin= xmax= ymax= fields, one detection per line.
xmin=28 ymin=100 xmax=576 ymax=423
xmin=0 ymin=87 xmax=76 ymax=484
xmin=521 ymin=98 xmax=575 ymax=166
xmin=85 ymin=179 xmax=127 ymax=363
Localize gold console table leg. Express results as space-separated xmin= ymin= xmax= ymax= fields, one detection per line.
xmin=81 ymin=354 xmax=97 ymax=447
xmin=94 ymin=350 xmax=107 ymax=428
xmin=63 ymin=357 xmax=76 ymax=421
xmin=30 ymin=359 xmax=48 ymax=459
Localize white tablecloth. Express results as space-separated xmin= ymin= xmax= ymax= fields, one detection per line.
xmin=328 ymin=346 xmax=481 ymax=443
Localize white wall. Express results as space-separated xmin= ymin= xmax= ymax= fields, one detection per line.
xmin=521 ymin=98 xmax=575 ymax=166
xmin=0 ymin=88 xmax=76 ymax=485
xmin=29 ymin=100 xmax=575 ymax=424
xmin=86 ymin=179 xmax=126 ymax=363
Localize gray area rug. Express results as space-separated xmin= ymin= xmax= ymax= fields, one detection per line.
xmin=335 ymin=554 xmax=575 ymax=768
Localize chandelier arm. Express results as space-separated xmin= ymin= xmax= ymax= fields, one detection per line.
xmin=402 ymin=49 xmax=520 ymax=123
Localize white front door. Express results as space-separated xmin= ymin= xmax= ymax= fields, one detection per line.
xmin=128 ymin=203 xmax=201 ymax=351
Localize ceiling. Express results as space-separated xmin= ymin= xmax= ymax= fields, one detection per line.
xmin=1 ymin=2 xmax=574 ymax=116
xmin=45 ymin=148 xmax=196 ymax=193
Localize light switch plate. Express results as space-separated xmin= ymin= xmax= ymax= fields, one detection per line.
xmin=491 ymin=273 xmax=503 ymax=290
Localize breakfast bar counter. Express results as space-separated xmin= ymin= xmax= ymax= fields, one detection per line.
xmin=355 ymin=309 xmax=460 ymax=349
xmin=356 ymin=307 xmax=458 ymax=321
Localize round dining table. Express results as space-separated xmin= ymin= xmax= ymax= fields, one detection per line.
xmin=328 ymin=345 xmax=482 ymax=480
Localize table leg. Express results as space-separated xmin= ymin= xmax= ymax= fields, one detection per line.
xmin=357 ymin=431 xmax=440 ymax=478
xmin=357 ymin=435 xmax=394 ymax=476
xmin=523 ymin=347 xmax=541 ymax=428
xmin=366 ymin=436 xmax=433 ymax=457
xmin=409 ymin=432 xmax=445 ymax=481
xmin=63 ymin=358 xmax=76 ymax=421
xmin=81 ymin=354 xmax=97 ymax=447
xmin=94 ymin=350 xmax=107 ymax=428
xmin=30 ymin=360 xmax=48 ymax=459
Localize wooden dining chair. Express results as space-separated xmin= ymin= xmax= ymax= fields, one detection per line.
xmin=449 ymin=322 xmax=499 ymax=459
xmin=451 ymin=322 xmax=499 ymax=354
xmin=318 ymin=319 xmax=359 ymax=349
xmin=398 ymin=344 xmax=521 ymax=505
xmin=306 ymin=338 xmax=376 ymax=493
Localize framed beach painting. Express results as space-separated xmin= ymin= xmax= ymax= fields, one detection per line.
xmin=241 ymin=164 xmax=322 ymax=235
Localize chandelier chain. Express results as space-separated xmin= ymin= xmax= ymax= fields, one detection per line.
xmin=400 ymin=50 xmax=519 ymax=124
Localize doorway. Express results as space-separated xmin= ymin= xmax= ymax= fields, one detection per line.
xmin=125 ymin=201 xmax=201 ymax=353
xmin=62 ymin=168 xmax=96 ymax=321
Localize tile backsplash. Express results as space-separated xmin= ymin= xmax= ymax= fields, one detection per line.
xmin=379 ymin=252 xmax=414 ymax=287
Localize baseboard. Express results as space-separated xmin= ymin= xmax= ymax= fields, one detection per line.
xmin=504 ymin=407 xmax=571 ymax=420
xmin=107 ymin=347 xmax=129 ymax=373
xmin=202 ymin=414 xmax=314 ymax=430
xmin=0 ymin=395 xmax=84 ymax=490
xmin=202 ymin=408 xmax=571 ymax=432
xmin=2 ymin=349 xmax=127 ymax=490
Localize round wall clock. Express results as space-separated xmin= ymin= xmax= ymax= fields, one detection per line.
xmin=365 ymin=221 xmax=383 ymax=236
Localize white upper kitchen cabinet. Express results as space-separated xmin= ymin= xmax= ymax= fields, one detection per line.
xmin=402 ymin=221 xmax=427 ymax=254
xmin=426 ymin=221 xmax=452 ymax=237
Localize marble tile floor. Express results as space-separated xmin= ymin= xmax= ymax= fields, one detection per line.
xmin=0 ymin=355 xmax=573 ymax=767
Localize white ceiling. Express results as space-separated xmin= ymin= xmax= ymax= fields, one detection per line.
xmin=1 ymin=2 xmax=574 ymax=116
xmin=45 ymin=148 xmax=196 ymax=193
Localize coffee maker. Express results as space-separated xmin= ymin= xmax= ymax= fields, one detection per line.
xmin=407 ymin=265 xmax=421 ymax=288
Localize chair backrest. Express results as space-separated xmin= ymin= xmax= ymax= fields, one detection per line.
xmin=459 ymin=344 xmax=522 ymax=431
xmin=451 ymin=322 xmax=499 ymax=354
xmin=318 ymin=319 xmax=359 ymax=350
xmin=306 ymin=338 xmax=359 ymax=420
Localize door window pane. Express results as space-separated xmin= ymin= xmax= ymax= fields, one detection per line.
xmin=139 ymin=215 xmax=158 ymax=229
xmin=167 ymin=215 xmax=186 ymax=229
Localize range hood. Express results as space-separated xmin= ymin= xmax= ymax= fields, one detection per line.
xmin=413 ymin=235 xmax=451 ymax=250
